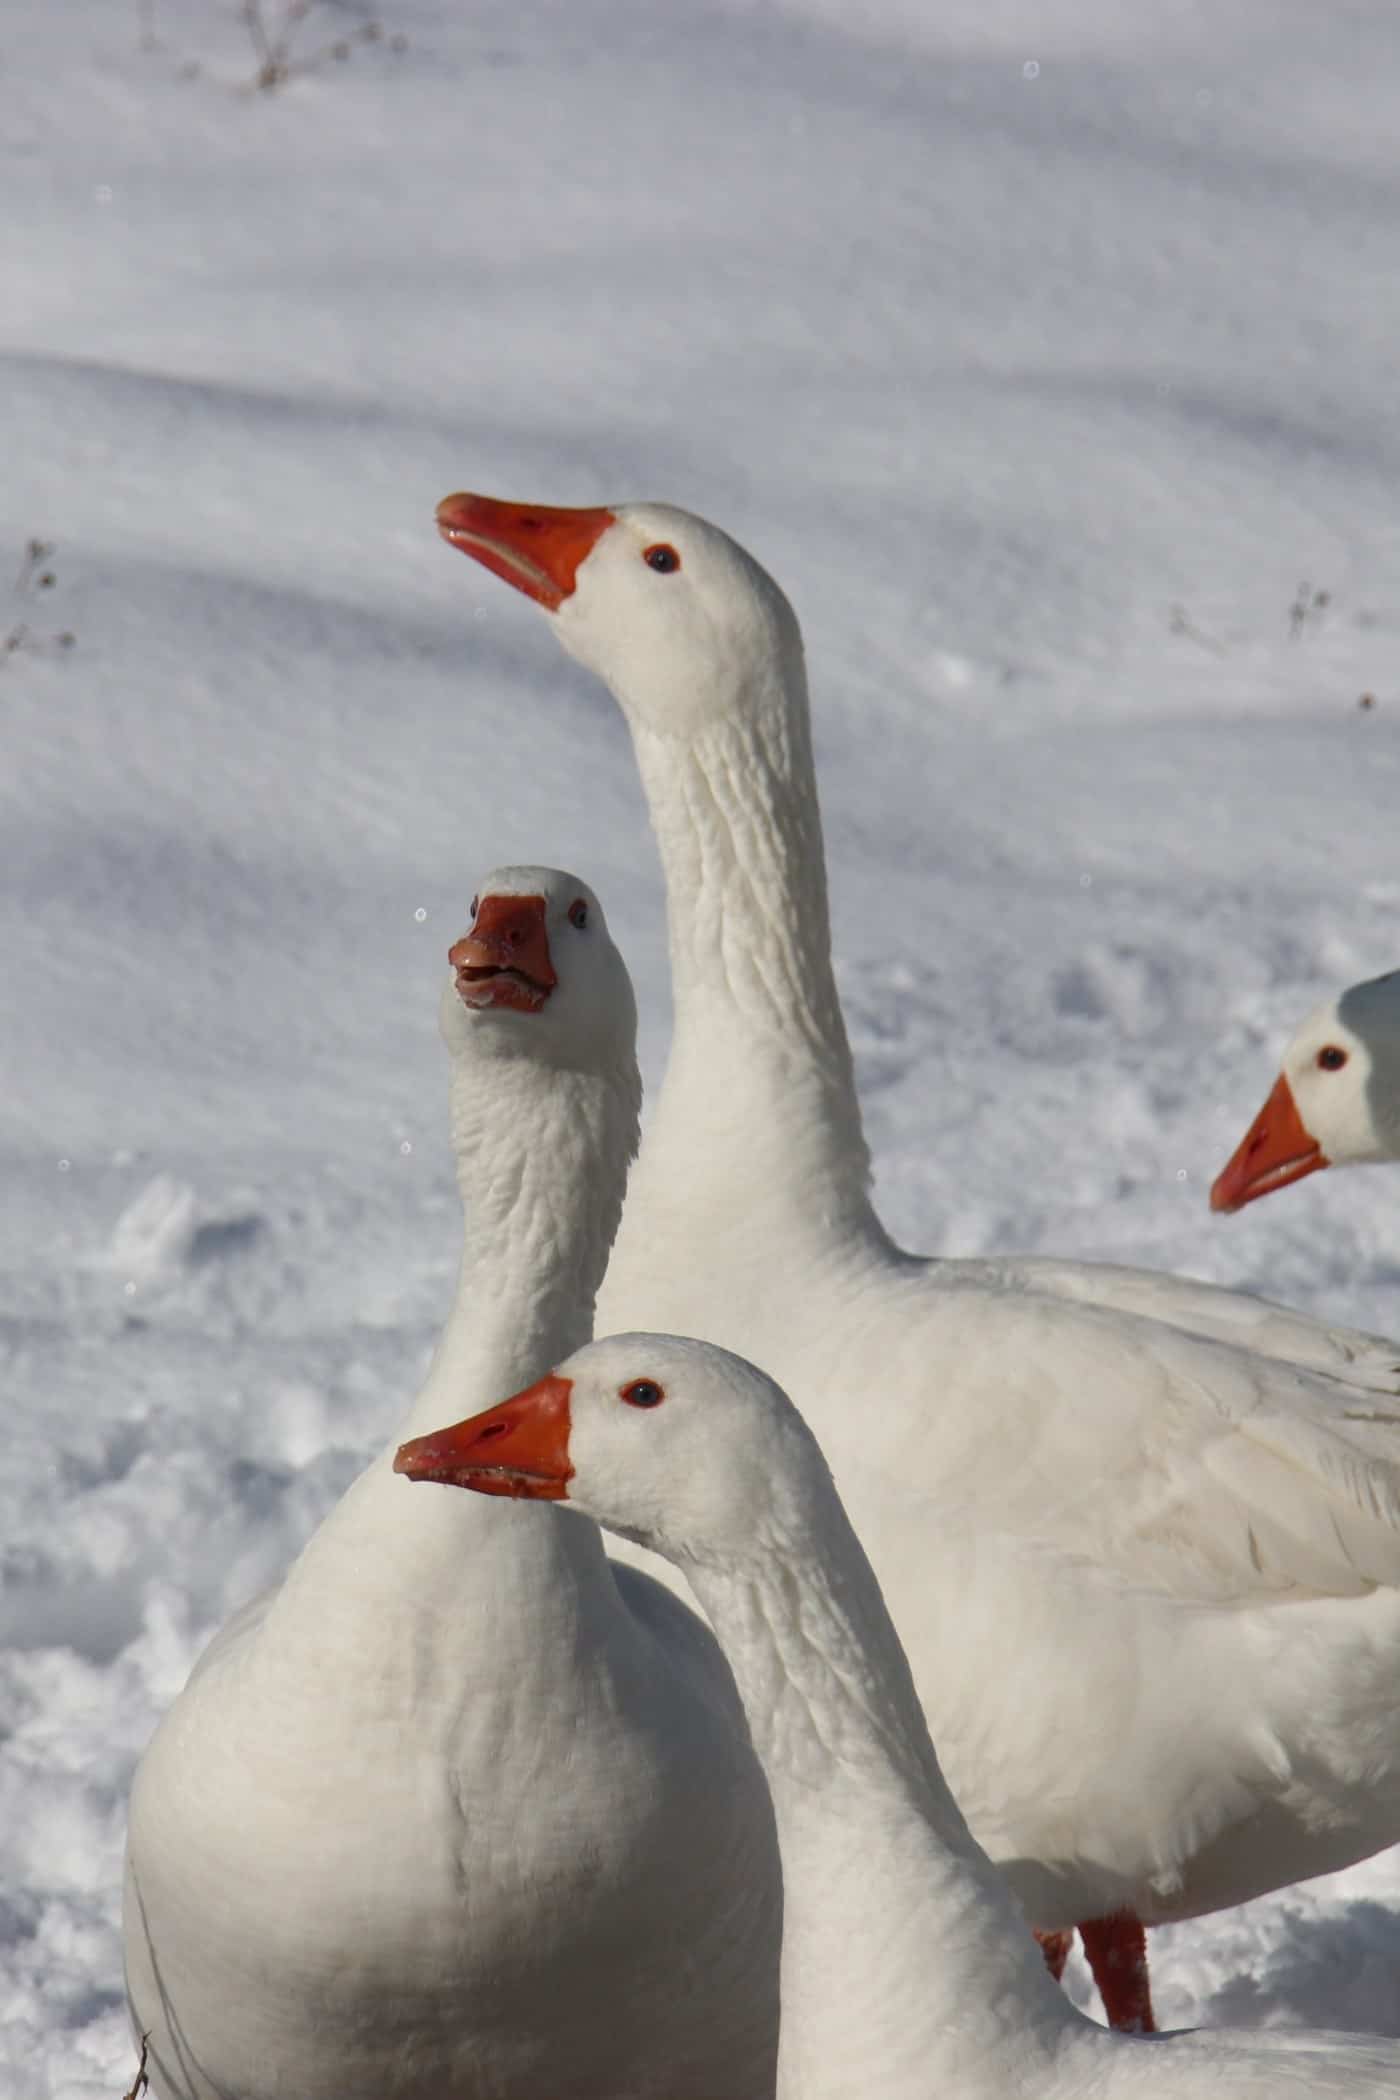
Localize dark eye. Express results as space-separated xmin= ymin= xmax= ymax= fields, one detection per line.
xmin=1317 ymin=1045 xmax=1348 ymax=1071
xmin=620 ymin=1378 xmax=665 ymax=1409
xmin=643 ymin=543 xmax=680 ymax=574
xmin=568 ymin=898 xmax=588 ymax=929
xmin=469 ymin=895 xmax=479 ymax=918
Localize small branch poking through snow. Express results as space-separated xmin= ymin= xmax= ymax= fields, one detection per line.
xmin=239 ymin=0 xmax=399 ymax=92
xmin=137 ymin=0 xmax=406 ymax=93
xmin=1167 ymin=602 xmax=1226 ymax=656
xmin=1288 ymin=578 xmax=1331 ymax=640
xmin=14 ymin=537 xmax=56 ymax=596
xmin=241 ymin=0 xmax=284 ymax=85
xmin=2 ymin=539 xmax=75 ymax=669
xmin=121 ymin=2034 xmax=150 ymax=2100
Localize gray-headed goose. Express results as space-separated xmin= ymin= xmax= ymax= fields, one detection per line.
xmin=1213 ymin=968 xmax=1400 ymax=1212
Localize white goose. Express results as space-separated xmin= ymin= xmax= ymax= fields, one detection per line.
xmin=123 ymin=868 xmax=780 ymax=2100
xmin=438 ymin=492 xmax=1400 ymax=2032
xmin=1213 ymin=967 xmax=1400 ymax=1212
xmin=398 ymin=1333 xmax=1400 ymax=2100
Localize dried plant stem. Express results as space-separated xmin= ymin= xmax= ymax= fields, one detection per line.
xmin=242 ymin=0 xmax=318 ymax=91
xmin=121 ymin=2033 xmax=151 ymax=2100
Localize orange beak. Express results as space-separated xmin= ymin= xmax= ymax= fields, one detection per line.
xmin=448 ymin=892 xmax=557 ymax=1015
xmin=394 ymin=1374 xmax=574 ymax=1500
xmin=436 ymin=491 xmax=615 ymax=611
xmin=1210 ymin=1072 xmax=1329 ymax=1213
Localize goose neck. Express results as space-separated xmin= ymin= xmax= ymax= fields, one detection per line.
xmin=245 ymin=1049 xmax=632 ymax=1717
xmin=680 ymin=1452 xmax=958 ymax=1803
xmin=635 ymin=699 xmax=843 ymax=1046
xmin=411 ymin=1054 xmax=638 ymax=1437
xmin=632 ymin=702 xmax=880 ymax=1237
xmin=678 ymin=1458 xmax=1074 ymax=2096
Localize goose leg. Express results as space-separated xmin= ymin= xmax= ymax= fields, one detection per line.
xmin=1033 ymin=1927 xmax=1073 ymax=1982
xmin=1077 ymin=1912 xmax=1156 ymax=2033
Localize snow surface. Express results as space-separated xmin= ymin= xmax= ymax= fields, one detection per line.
xmin=5 ymin=0 xmax=1400 ymax=2089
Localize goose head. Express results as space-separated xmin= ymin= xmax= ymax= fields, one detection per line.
xmin=436 ymin=491 xmax=804 ymax=738
xmin=395 ymin=1332 xmax=820 ymax=1560
xmin=439 ymin=865 xmax=637 ymax=1079
xmin=1211 ymin=968 xmax=1400 ymax=1211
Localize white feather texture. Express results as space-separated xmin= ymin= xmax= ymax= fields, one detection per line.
xmin=450 ymin=503 xmax=1400 ymax=1945
xmin=122 ymin=869 xmax=780 ymax=2100
xmin=540 ymin=1331 xmax=1400 ymax=2100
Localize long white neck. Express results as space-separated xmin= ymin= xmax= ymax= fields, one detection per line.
xmin=249 ymin=1046 xmax=637 ymax=1722
xmin=414 ymin=1050 xmax=637 ymax=1433
xmin=678 ymin=1450 xmax=1076 ymax=2100
xmin=626 ymin=673 xmax=886 ymax=1255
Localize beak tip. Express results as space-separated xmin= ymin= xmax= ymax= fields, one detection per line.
xmin=1208 ymin=1073 xmax=1325 ymax=1216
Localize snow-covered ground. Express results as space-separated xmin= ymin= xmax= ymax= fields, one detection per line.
xmin=4 ymin=0 xmax=1400 ymax=2088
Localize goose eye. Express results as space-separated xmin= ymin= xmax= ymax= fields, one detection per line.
xmin=620 ymin=1378 xmax=665 ymax=1409
xmin=568 ymin=899 xmax=588 ymax=930
xmin=642 ymin=543 xmax=680 ymax=574
xmin=1317 ymin=1045 xmax=1348 ymax=1071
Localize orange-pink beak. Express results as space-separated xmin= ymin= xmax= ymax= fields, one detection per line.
xmin=1210 ymin=1072 xmax=1329 ymax=1213
xmin=394 ymin=1374 xmax=574 ymax=1501
xmin=448 ymin=892 xmax=557 ymax=1015
xmin=436 ymin=491 xmax=615 ymax=611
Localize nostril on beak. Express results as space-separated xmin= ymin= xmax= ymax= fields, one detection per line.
xmin=475 ymin=1420 xmax=509 ymax=1445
